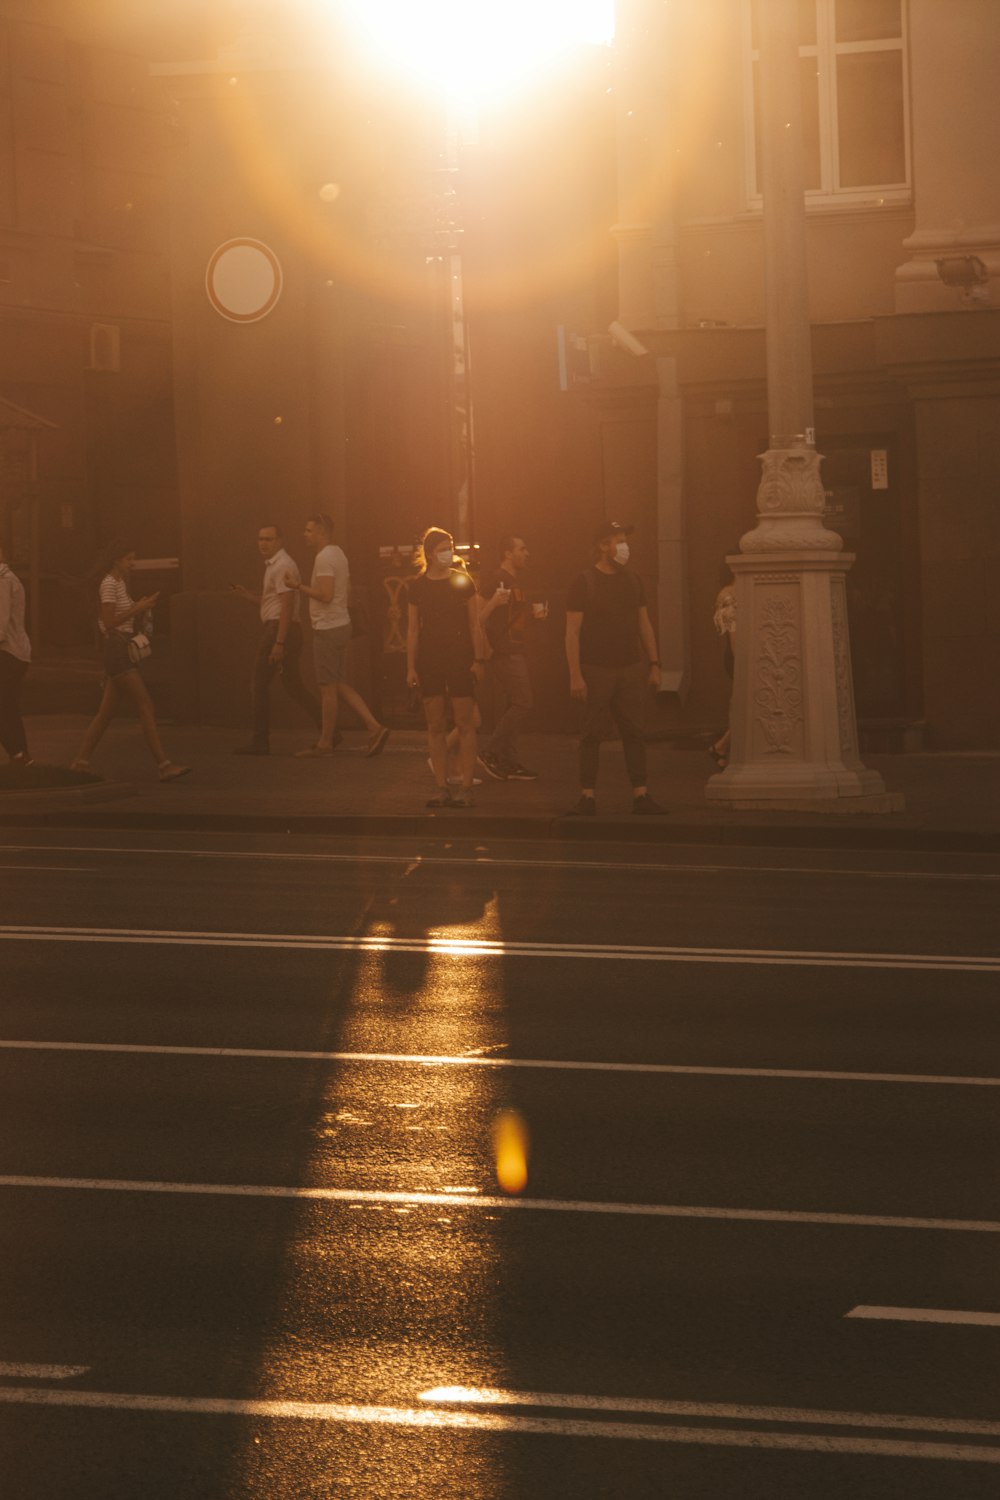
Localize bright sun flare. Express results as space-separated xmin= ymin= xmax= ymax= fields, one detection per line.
xmin=341 ymin=0 xmax=615 ymax=104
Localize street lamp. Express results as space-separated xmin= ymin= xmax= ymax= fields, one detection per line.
xmin=706 ymin=0 xmax=899 ymax=811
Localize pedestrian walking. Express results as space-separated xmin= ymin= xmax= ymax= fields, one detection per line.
xmin=564 ymin=520 xmax=665 ymax=815
xmin=406 ymin=527 xmax=485 ymax=807
xmin=231 ymin=522 xmax=321 ymax=755
xmin=0 ymin=540 xmax=32 ymax=767
xmin=710 ymin=569 xmax=737 ymax=769
xmin=71 ymin=540 xmax=190 ymax=782
xmin=285 ymin=514 xmax=389 ymax=758
xmin=478 ymin=533 xmax=539 ymax=782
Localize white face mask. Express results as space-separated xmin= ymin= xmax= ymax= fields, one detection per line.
xmin=434 ymin=549 xmax=454 ymax=568
xmin=614 ymin=542 xmax=630 ymax=565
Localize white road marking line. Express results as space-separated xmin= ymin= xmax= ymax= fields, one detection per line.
xmin=847 ymin=1306 xmax=1000 ymax=1328
xmin=0 ymin=1362 xmax=89 ymax=1380
xmin=2 ymin=1174 xmax=1000 ymax=1234
xmin=0 ymin=865 xmax=97 ymax=873
xmin=1 ymin=842 xmax=997 ymax=883
xmin=0 ymin=1386 xmax=996 ymax=1464
xmin=0 ymin=924 xmax=997 ymax=972
xmin=1 ymin=1038 xmax=998 ymax=1090
xmin=418 ymin=1385 xmax=1000 ymax=1439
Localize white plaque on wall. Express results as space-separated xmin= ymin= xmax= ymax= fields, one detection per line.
xmin=870 ymin=449 xmax=889 ymax=490
xmin=205 ymin=239 xmax=283 ymax=323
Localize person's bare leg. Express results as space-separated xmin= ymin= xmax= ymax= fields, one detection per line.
xmin=319 ymin=683 xmax=338 ymax=748
xmin=424 ymin=697 xmax=449 ymax=789
xmin=453 ymin=697 xmax=478 ymax=789
xmin=446 ymin=700 xmax=479 ymax=776
xmin=74 ymin=678 xmax=118 ymax=765
xmin=337 ymin=682 xmax=380 ymax=735
xmin=119 ymin=671 xmax=169 ymax=764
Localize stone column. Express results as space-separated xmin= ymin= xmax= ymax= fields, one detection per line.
xmin=706 ymin=0 xmax=898 ymax=810
xmin=895 ymin=0 xmax=1000 ymax=313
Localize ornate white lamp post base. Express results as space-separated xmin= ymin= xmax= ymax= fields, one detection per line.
xmin=707 ymin=447 xmax=902 ymax=812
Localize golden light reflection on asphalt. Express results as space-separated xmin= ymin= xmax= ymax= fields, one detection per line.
xmin=226 ymin=924 xmax=513 ymax=1497
xmin=492 ymin=1110 xmax=529 ymax=1195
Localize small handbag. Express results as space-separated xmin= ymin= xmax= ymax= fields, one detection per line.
xmin=128 ymin=632 xmax=152 ymax=664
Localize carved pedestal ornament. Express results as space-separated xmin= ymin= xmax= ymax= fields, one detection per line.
xmin=754 ymin=594 xmax=802 ymax=755
xmin=741 ymin=447 xmax=844 ymax=552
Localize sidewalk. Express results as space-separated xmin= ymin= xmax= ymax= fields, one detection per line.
xmin=3 ymin=714 xmax=1000 ymax=851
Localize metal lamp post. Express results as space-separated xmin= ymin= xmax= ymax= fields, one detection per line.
xmin=706 ymin=0 xmax=899 ymax=810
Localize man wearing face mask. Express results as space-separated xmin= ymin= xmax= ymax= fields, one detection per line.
xmin=564 ymin=520 xmax=665 ymax=815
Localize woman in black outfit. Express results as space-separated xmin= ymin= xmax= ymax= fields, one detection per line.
xmin=406 ymin=527 xmax=485 ymax=807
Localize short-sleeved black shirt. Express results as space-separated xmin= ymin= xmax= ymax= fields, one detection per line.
xmin=407 ymin=569 xmax=477 ymax=660
xmin=566 ymin=566 xmax=646 ymax=668
xmin=483 ymin=566 xmax=528 ymax=657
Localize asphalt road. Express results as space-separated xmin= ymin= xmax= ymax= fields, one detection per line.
xmin=0 ymin=829 xmax=999 ymax=1498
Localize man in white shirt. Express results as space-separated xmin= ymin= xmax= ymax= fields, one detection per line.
xmin=231 ymin=523 xmax=320 ymax=755
xmin=285 ymin=514 xmax=389 ymax=757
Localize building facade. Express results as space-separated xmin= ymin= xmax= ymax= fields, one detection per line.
xmin=4 ymin=2 xmax=998 ymax=746
xmin=0 ymin=3 xmax=177 ymax=647
xmin=600 ymin=0 xmax=1000 ymax=748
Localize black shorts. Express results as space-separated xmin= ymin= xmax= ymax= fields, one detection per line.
xmin=418 ymin=649 xmax=475 ymax=701
xmin=103 ymin=632 xmax=136 ymax=680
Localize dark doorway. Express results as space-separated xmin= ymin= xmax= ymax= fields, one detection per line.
xmin=819 ymin=437 xmax=907 ymax=719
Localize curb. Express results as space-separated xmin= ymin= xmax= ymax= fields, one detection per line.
xmin=0 ymin=782 xmax=135 ymax=814
xmin=0 ymin=806 xmax=997 ymax=853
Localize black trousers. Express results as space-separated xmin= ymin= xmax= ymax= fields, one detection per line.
xmin=0 ymin=650 xmax=29 ymax=758
xmin=250 ymin=620 xmax=320 ymax=745
xmin=484 ymin=652 xmax=533 ymax=763
xmin=579 ymin=660 xmax=648 ymax=789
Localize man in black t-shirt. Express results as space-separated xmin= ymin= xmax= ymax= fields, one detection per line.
xmin=564 ymin=521 xmax=665 ymax=815
xmin=478 ymin=534 xmax=538 ymax=781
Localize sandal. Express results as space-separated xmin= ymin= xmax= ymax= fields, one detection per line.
xmin=365 ymin=725 xmax=390 ymax=758
xmin=708 ymin=743 xmax=729 ymax=770
xmin=158 ymin=761 xmax=192 ymax=783
xmin=70 ymin=759 xmax=93 ymax=773
xmin=425 ymin=789 xmax=454 ymax=808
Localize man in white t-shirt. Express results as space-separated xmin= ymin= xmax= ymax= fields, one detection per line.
xmin=285 ymin=514 xmax=389 ymax=758
xmin=231 ymin=523 xmax=320 ymax=755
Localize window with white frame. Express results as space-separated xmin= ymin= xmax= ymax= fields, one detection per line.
xmin=745 ymin=0 xmax=909 ymax=206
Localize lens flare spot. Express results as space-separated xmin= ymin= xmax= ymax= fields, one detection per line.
xmin=492 ymin=1108 xmax=529 ymax=1195
xmin=319 ymin=182 xmax=341 ymax=203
